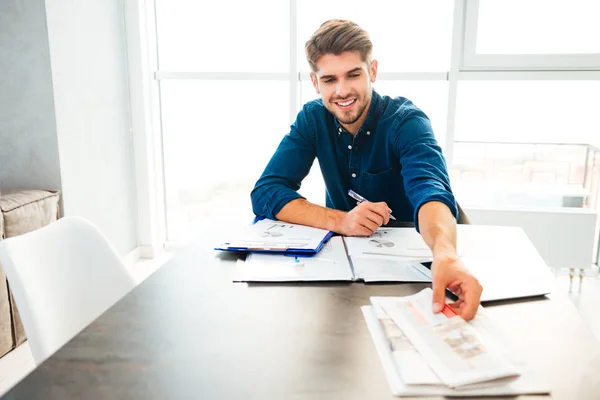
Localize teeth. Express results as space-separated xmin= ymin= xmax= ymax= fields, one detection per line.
xmin=337 ymin=99 xmax=354 ymax=106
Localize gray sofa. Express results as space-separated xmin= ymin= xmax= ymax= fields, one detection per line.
xmin=0 ymin=189 xmax=60 ymax=359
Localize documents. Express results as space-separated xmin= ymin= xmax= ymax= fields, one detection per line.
xmin=344 ymin=228 xmax=436 ymax=282
xmin=228 ymin=225 xmax=555 ymax=302
xmin=362 ymin=288 xmax=550 ymax=396
xmin=234 ymin=236 xmax=354 ymax=282
xmin=233 ymin=235 xmax=432 ymax=283
xmin=345 ymin=227 xmax=433 ymax=258
xmin=215 ymin=218 xmax=333 ymax=256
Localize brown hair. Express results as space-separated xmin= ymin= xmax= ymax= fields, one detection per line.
xmin=305 ymin=20 xmax=373 ymax=73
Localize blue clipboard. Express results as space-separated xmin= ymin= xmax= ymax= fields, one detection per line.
xmin=214 ymin=217 xmax=335 ymax=257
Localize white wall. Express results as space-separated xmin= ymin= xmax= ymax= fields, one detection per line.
xmin=45 ymin=0 xmax=138 ymax=255
xmin=0 ymin=0 xmax=62 ymax=191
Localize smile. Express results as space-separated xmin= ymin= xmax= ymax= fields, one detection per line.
xmin=334 ymin=99 xmax=356 ymax=109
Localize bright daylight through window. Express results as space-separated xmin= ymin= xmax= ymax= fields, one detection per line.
xmin=152 ymin=0 xmax=600 ymax=262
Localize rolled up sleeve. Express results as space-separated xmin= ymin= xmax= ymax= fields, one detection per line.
xmin=250 ymin=105 xmax=317 ymax=220
xmin=394 ymin=113 xmax=458 ymax=232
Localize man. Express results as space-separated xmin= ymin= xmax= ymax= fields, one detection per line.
xmin=251 ymin=20 xmax=482 ymax=320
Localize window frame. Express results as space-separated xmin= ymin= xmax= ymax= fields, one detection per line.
xmin=462 ymin=0 xmax=600 ymax=71
xmin=125 ymin=0 xmax=600 ymax=261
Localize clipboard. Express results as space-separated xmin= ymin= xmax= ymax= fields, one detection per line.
xmin=215 ymin=218 xmax=335 ymax=257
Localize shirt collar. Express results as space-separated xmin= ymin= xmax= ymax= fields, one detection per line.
xmin=334 ymin=89 xmax=381 ymax=136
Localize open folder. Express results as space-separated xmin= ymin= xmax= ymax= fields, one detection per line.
xmin=215 ymin=218 xmax=334 ymax=256
xmin=229 ymin=226 xmax=556 ymax=303
xmin=233 ymin=236 xmax=433 ymax=283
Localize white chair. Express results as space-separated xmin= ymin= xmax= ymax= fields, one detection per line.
xmin=0 ymin=216 xmax=136 ymax=364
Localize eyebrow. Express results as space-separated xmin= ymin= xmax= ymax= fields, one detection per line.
xmin=320 ymin=67 xmax=363 ymax=81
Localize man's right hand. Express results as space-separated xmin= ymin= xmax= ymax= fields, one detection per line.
xmin=337 ymin=201 xmax=392 ymax=236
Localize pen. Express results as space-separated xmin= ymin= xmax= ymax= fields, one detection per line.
xmin=347 ymin=190 xmax=397 ymax=221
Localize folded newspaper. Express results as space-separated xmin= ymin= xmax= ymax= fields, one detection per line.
xmin=362 ymin=288 xmax=550 ymax=396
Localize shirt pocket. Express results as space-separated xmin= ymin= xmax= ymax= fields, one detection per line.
xmin=361 ymin=167 xmax=403 ymax=203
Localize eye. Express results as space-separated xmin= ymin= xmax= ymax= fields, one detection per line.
xmin=323 ymin=78 xmax=334 ymax=83
xmin=349 ymin=73 xmax=360 ymax=78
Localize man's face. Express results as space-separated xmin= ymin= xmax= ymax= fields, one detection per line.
xmin=310 ymin=51 xmax=378 ymax=129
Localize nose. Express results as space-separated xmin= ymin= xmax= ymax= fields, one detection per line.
xmin=335 ymin=80 xmax=350 ymax=98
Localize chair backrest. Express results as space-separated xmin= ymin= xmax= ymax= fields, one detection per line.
xmin=457 ymin=202 xmax=471 ymax=224
xmin=0 ymin=216 xmax=136 ymax=364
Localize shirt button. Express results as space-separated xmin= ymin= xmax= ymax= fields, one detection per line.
xmin=352 ymin=173 xmax=357 ymax=178
xmin=366 ymin=131 xmax=371 ymax=136
xmin=338 ymin=127 xmax=342 ymax=133
xmin=348 ymin=145 xmax=352 ymax=150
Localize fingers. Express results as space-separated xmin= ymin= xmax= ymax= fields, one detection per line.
xmin=460 ymin=286 xmax=482 ymax=321
xmin=365 ymin=210 xmax=384 ymax=227
xmin=347 ymin=201 xmax=393 ymax=236
xmin=360 ymin=218 xmax=380 ymax=233
xmin=347 ymin=222 xmax=373 ymax=236
xmin=447 ymin=284 xmax=463 ymax=299
xmin=351 ymin=203 xmax=385 ymax=233
xmin=451 ymin=278 xmax=482 ymax=321
xmin=430 ymin=260 xmax=482 ymax=321
xmin=360 ymin=201 xmax=391 ymax=226
xmin=431 ymin=275 xmax=447 ymax=313
xmin=448 ymin=299 xmax=464 ymax=313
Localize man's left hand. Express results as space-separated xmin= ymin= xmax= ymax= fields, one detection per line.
xmin=431 ymin=256 xmax=482 ymax=321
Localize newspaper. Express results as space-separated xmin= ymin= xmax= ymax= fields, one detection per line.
xmin=362 ymin=302 xmax=550 ymax=397
xmin=371 ymin=301 xmax=441 ymax=385
xmin=374 ymin=288 xmax=520 ymax=388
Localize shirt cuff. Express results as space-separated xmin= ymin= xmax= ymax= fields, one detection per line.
xmin=263 ymin=189 xmax=305 ymax=220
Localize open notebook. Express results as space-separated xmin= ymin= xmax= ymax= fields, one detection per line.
xmin=233 ymin=235 xmax=433 ymax=283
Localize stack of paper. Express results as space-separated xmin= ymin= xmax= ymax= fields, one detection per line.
xmin=362 ymin=288 xmax=550 ymax=397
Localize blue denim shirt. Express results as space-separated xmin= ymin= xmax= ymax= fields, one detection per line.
xmin=251 ymin=89 xmax=457 ymax=232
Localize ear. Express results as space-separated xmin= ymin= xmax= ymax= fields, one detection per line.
xmin=310 ymin=72 xmax=320 ymax=94
xmin=369 ymin=59 xmax=378 ymax=83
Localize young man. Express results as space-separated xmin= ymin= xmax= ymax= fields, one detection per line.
xmin=251 ymin=20 xmax=482 ymax=320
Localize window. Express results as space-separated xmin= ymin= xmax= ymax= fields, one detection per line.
xmin=463 ymin=0 xmax=600 ymax=69
xmin=160 ymin=80 xmax=289 ymax=241
xmin=155 ymin=0 xmax=289 ymax=72
xmin=146 ymin=0 xmax=600 ymax=260
xmin=452 ymin=81 xmax=600 ymax=211
xmin=476 ymin=0 xmax=600 ymax=55
xmin=455 ymin=81 xmax=600 ymax=144
xmin=297 ymin=0 xmax=453 ymax=73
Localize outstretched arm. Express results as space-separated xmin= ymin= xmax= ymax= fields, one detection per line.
xmin=418 ymin=201 xmax=482 ymax=321
xmin=396 ymin=110 xmax=481 ymax=320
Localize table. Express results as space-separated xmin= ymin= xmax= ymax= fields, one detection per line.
xmin=3 ymin=228 xmax=600 ymax=399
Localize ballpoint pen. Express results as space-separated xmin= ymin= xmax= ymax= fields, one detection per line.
xmin=347 ymin=189 xmax=397 ymax=220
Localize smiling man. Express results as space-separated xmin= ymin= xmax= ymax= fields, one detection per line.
xmin=250 ymin=20 xmax=482 ymax=320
